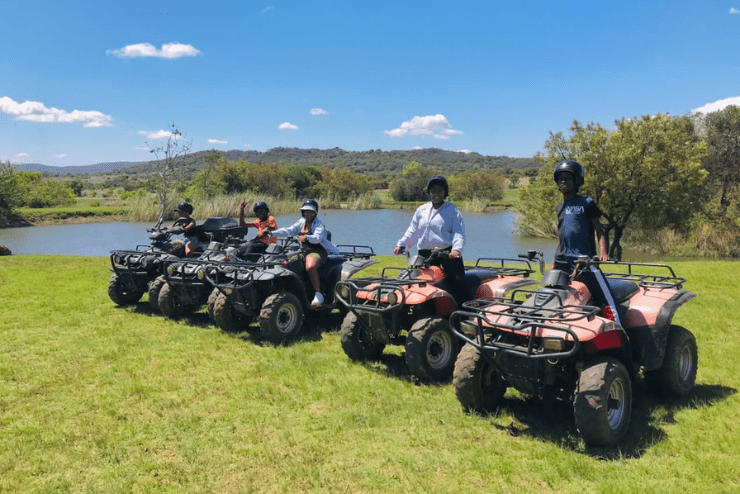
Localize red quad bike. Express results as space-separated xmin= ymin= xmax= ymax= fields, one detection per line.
xmin=450 ymin=251 xmax=698 ymax=447
xmin=334 ymin=248 xmax=538 ymax=381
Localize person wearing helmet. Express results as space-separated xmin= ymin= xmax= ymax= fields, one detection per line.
xmin=266 ymin=199 xmax=339 ymax=307
xmin=394 ymin=175 xmax=469 ymax=305
xmin=553 ymin=160 xmax=621 ymax=324
xmin=170 ymin=202 xmax=200 ymax=256
xmin=237 ymin=200 xmax=278 ymax=260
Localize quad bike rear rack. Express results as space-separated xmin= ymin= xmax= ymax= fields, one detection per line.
xmin=576 ymin=259 xmax=687 ymax=290
xmin=450 ymin=289 xmax=601 ymax=360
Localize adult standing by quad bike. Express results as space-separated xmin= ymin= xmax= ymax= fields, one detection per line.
xmin=450 ymin=252 xmax=698 ymax=447
xmin=108 ymin=202 xmax=202 ymax=310
xmin=335 ymin=176 xmax=538 ymax=382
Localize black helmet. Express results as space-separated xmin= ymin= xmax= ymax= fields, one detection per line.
xmin=553 ymin=160 xmax=585 ymax=189
xmin=175 ymin=202 xmax=194 ymax=214
xmin=426 ymin=175 xmax=449 ymax=198
xmin=253 ymin=201 xmax=269 ymax=213
xmin=300 ymin=199 xmax=319 ymax=215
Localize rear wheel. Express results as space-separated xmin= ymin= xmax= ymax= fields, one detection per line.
xmin=108 ymin=273 xmax=145 ymax=306
xmin=158 ymin=282 xmax=196 ymax=319
xmin=340 ymin=312 xmax=385 ymax=361
xmin=645 ymin=325 xmax=697 ymax=397
xmin=259 ymin=292 xmax=303 ymax=342
xmin=147 ymin=275 xmax=166 ymax=312
xmin=213 ymin=291 xmax=253 ymax=332
xmin=574 ymin=357 xmax=632 ymax=447
xmin=405 ymin=317 xmax=459 ymax=381
xmin=453 ymin=343 xmax=506 ymax=413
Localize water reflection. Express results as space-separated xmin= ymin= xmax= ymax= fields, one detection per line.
xmin=0 ymin=209 xmax=557 ymax=261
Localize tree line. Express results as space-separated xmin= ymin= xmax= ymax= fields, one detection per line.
xmin=517 ymin=107 xmax=740 ymax=257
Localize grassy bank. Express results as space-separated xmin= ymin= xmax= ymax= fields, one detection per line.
xmin=0 ymin=255 xmax=738 ymax=493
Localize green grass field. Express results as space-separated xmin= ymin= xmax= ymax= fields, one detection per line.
xmin=0 ymin=256 xmax=738 ymax=493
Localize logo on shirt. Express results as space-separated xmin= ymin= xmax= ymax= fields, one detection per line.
xmin=565 ymin=205 xmax=585 ymax=215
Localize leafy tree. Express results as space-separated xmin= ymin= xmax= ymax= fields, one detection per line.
xmin=0 ymin=161 xmax=22 ymax=221
xmin=189 ymin=150 xmax=223 ymax=199
xmin=390 ymin=161 xmax=437 ymax=201
xmin=284 ymin=165 xmax=323 ymax=198
xmin=15 ymin=171 xmax=76 ymax=208
xmin=518 ymin=116 xmax=707 ymax=259
xmin=448 ymin=171 xmax=506 ymax=201
xmin=146 ymin=123 xmax=191 ymax=222
xmin=211 ymin=160 xmax=290 ymax=197
xmin=317 ymin=167 xmax=373 ymax=201
xmin=702 ymin=105 xmax=740 ymax=215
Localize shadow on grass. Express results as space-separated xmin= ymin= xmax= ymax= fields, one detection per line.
xmin=477 ymin=381 xmax=736 ymax=459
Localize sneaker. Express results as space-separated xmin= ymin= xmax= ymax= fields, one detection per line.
xmin=310 ymin=292 xmax=324 ymax=307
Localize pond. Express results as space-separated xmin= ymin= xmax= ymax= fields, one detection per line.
xmin=0 ymin=209 xmax=558 ymax=262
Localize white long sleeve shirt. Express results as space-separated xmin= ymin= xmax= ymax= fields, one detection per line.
xmin=396 ymin=201 xmax=466 ymax=254
xmin=272 ymin=217 xmax=340 ymax=255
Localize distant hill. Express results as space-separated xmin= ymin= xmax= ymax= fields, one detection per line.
xmin=17 ymin=148 xmax=540 ymax=184
xmin=112 ymin=147 xmax=539 ymax=177
xmin=16 ymin=161 xmax=144 ymax=176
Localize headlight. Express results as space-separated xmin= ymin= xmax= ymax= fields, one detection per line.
xmin=113 ymin=254 xmax=122 ymax=264
xmin=542 ymin=338 xmax=565 ymax=352
xmin=459 ymin=320 xmax=477 ymax=336
xmin=140 ymin=258 xmax=148 ymax=269
xmin=166 ymin=266 xmax=174 ymax=276
xmin=386 ymin=290 xmax=398 ymax=305
xmin=337 ymin=284 xmax=350 ymax=300
xmin=196 ymin=269 xmax=205 ymax=280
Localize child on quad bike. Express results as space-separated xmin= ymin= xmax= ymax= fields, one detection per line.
xmin=170 ymin=202 xmax=200 ymax=257
xmin=265 ymin=199 xmax=339 ymax=308
xmin=553 ymin=160 xmax=621 ymax=324
xmin=238 ymin=200 xmax=278 ymax=260
xmin=394 ymin=175 xmax=469 ymax=305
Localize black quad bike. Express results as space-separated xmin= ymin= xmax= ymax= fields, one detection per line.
xmin=205 ymin=238 xmax=377 ymax=342
xmin=450 ymin=252 xmax=698 ymax=447
xmin=333 ymin=249 xmax=538 ymax=381
xmin=108 ymin=222 xmax=192 ymax=310
xmin=157 ymin=217 xmax=249 ymax=319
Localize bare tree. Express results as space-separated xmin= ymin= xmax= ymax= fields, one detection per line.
xmin=146 ymin=123 xmax=191 ymax=226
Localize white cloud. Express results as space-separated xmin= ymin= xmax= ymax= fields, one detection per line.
xmin=279 ymin=122 xmax=299 ymax=130
xmin=244 ymin=144 xmax=251 ymax=148
xmin=55 ymin=154 xmax=68 ymax=158
xmin=310 ymin=108 xmax=328 ymax=115
xmin=385 ymin=114 xmax=463 ymax=140
xmin=261 ymin=6 xmax=274 ymax=14
xmin=138 ymin=129 xmax=182 ymax=140
xmin=106 ymin=42 xmax=201 ymax=59
xmin=16 ymin=152 xmax=28 ymax=158
xmin=457 ymin=149 xmax=471 ymax=154
xmin=691 ymin=96 xmax=740 ymax=115
xmin=0 ymin=96 xmax=113 ymax=128
xmin=731 ymin=7 xmax=740 ymax=14
xmin=207 ymin=138 xmax=228 ymax=144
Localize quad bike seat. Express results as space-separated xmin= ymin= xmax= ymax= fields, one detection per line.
xmin=464 ymin=268 xmax=498 ymax=285
xmin=606 ymin=278 xmax=639 ymax=303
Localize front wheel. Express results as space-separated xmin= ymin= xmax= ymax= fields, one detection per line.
xmin=453 ymin=343 xmax=506 ymax=413
xmin=340 ymin=312 xmax=385 ymax=361
xmin=213 ymin=291 xmax=253 ymax=332
xmin=158 ymin=282 xmax=196 ymax=319
xmin=147 ymin=275 xmax=166 ymax=312
xmin=259 ymin=292 xmax=304 ymax=342
xmin=645 ymin=325 xmax=698 ymax=397
xmin=405 ymin=317 xmax=459 ymax=381
xmin=108 ymin=273 xmax=145 ymax=306
xmin=574 ymin=357 xmax=632 ymax=447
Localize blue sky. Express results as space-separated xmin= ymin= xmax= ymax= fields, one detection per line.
xmin=2 ymin=1 xmax=740 ymax=167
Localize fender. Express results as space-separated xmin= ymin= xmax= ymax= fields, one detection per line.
xmin=631 ymin=290 xmax=696 ymax=370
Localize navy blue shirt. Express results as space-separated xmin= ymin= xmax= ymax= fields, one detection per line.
xmin=554 ymin=195 xmax=601 ymax=271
